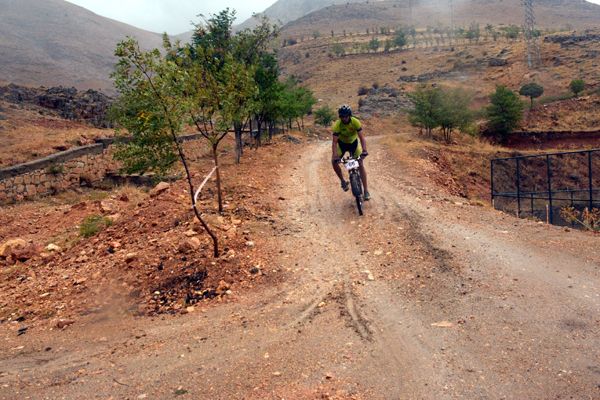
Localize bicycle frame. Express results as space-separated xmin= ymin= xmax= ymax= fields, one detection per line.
xmin=340 ymin=155 xmax=364 ymax=215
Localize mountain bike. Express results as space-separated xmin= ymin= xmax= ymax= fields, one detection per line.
xmin=340 ymin=155 xmax=364 ymax=216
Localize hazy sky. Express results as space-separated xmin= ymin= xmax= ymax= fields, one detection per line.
xmin=66 ymin=0 xmax=600 ymax=35
xmin=65 ymin=0 xmax=277 ymax=35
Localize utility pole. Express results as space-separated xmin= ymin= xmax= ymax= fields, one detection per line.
xmin=523 ymin=0 xmax=541 ymax=68
xmin=449 ymin=0 xmax=455 ymax=46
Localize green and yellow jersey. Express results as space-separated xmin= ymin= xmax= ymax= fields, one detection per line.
xmin=332 ymin=117 xmax=362 ymax=144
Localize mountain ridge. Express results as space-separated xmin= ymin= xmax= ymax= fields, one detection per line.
xmin=0 ymin=0 xmax=165 ymax=93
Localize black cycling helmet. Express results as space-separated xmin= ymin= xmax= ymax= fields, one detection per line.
xmin=338 ymin=104 xmax=352 ymax=118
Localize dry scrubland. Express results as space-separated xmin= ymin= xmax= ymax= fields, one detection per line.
xmin=0 ymin=100 xmax=109 ymax=167
xmin=1 ymin=19 xmax=600 ymax=399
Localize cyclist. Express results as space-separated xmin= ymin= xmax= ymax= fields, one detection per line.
xmin=331 ymin=105 xmax=370 ymax=200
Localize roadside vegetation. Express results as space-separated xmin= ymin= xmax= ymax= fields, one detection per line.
xmin=110 ymin=9 xmax=316 ymax=257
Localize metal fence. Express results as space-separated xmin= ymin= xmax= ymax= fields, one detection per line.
xmin=491 ymin=149 xmax=600 ymax=226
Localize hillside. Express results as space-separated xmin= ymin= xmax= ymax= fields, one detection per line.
xmin=236 ymin=0 xmax=376 ymax=31
xmin=280 ymin=0 xmax=600 ymax=37
xmin=0 ymin=0 xmax=164 ymax=93
xmin=279 ymin=29 xmax=600 ymax=116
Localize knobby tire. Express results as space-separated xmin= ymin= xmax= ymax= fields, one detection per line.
xmin=349 ymin=171 xmax=363 ymax=216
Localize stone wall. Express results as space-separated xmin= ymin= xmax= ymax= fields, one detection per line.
xmin=0 ymin=134 xmax=203 ymax=204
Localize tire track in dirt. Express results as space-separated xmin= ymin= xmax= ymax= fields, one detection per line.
xmin=3 ymin=136 xmax=599 ymax=399
xmin=369 ymin=138 xmax=600 ymax=399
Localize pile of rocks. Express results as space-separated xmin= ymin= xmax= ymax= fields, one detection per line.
xmin=358 ymin=85 xmax=413 ymax=117
xmin=0 ymin=83 xmax=113 ymax=127
xmin=543 ymin=32 xmax=600 ymax=47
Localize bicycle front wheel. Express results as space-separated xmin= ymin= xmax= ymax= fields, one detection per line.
xmin=349 ymin=171 xmax=363 ymax=216
xmin=355 ymin=194 xmax=363 ymax=215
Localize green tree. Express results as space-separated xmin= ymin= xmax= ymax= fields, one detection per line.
xmin=486 ymin=85 xmax=524 ymax=142
xmin=368 ymin=37 xmax=380 ymax=52
xmin=393 ymin=30 xmax=407 ymax=49
xmin=407 ymin=85 xmax=442 ymax=136
xmin=111 ymin=37 xmax=220 ymax=257
xmin=384 ymin=39 xmax=392 ymax=53
xmin=503 ymin=25 xmax=520 ymax=41
xmin=465 ymin=23 xmax=480 ymax=43
xmin=484 ymin=24 xmax=494 ymax=40
xmin=187 ymin=9 xmax=258 ymax=213
xmin=569 ymin=79 xmax=585 ymax=97
xmin=519 ymin=82 xmax=544 ymax=109
xmin=314 ymin=105 xmax=336 ymax=126
xmin=234 ymin=18 xmax=281 ymax=150
xmin=277 ymin=77 xmax=316 ymax=131
xmin=409 ymin=27 xmax=417 ymax=47
xmin=437 ymin=88 xmax=474 ymax=142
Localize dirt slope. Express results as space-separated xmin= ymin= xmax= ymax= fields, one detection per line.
xmin=1 ymin=132 xmax=598 ymax=399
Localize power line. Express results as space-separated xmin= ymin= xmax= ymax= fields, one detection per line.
xmin=523 ymin=0 xmax=541 ymax=68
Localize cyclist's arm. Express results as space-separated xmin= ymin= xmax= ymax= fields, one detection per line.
xmin=358 ymin=129 xmax=367 ymax=153
xmin=332 ymin=133 xmax=340 ymax=160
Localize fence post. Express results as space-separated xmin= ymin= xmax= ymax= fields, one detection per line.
xmin=516 ymin=158 xmax=522 ymax=218
xmin=490 ymin=159 xmax=495 ymax=207
xmin=588 ymin=151 xmax=594 ymax=211
xmin=531 ymin=192 xmax=534 ymax=216
xmin=546 ymin=154 xmax=553 ymax=224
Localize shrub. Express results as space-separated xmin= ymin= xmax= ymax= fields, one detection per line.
xmin=538 ymin=92 xmax=573 ymax=104
xmin=79 ymin=214 xmax=113 ymax=238
xmin=393 ymin=30 xmax=407 ymax=48
xmin=486 ymin=85 xmax=524 ymax=142
xmin=368 ymin=37 xmax=380 ymax=52
xmin=569 ymin=79 xmax=585 ymax=97
xmin=407 ymin=85 xmax=442 ymax=136
xmin=46 ymin=164 xmax=64 ymax=175
xmin=436 ymin=88 xmax=475 ymax=142
xmin=332 ymin=43 xmax=345 ymax=57
xmin=314 ymin=105 xmax=336 ymax=126
xmin=357 ymin=86 xmax=369 ymax=96
xmin=561 ymin=206 xmax=600 ymax=231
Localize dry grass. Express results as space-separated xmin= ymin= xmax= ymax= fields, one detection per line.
xmin=282 ymin=29 xmax=600 ymax=127
xmin=0 ymin=100 xmax=111 ymax=167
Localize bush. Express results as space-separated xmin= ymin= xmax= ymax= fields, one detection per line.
xmin=436 ymin=88 xmax=474 ymax=142
xmin=486 ymin=85 xmax=524 ymax=142
xmin=569 ymin=79 xmax=585 ymax=97
xmin=46 ymin=164 xmax=64 ymax=175
xmin=314 ymin=105 xmax=336 ymax=126
xmin=80 ymin=214 xmax=113 ymax=238
xmin=332 ymin=43 xmax=345 ymax=57
xmin=538 ymin=92 xmax=573 ymax=105
xmin=357 ymin=86 xmax=369 ymax=96
xmin=407 ymin=85 xmax=442 ymax=136
xmin=393 ymin=30 xmax=407 ymax=48
xmin=368 ymin=37 xmax=380 ymax=52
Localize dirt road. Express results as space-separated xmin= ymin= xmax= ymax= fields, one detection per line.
xmin=1 ymin=137 xmax=599 ymax=399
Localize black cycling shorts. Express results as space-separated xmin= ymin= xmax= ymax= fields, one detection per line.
xmin=337 ymin=139 xmax=362 ymax=158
